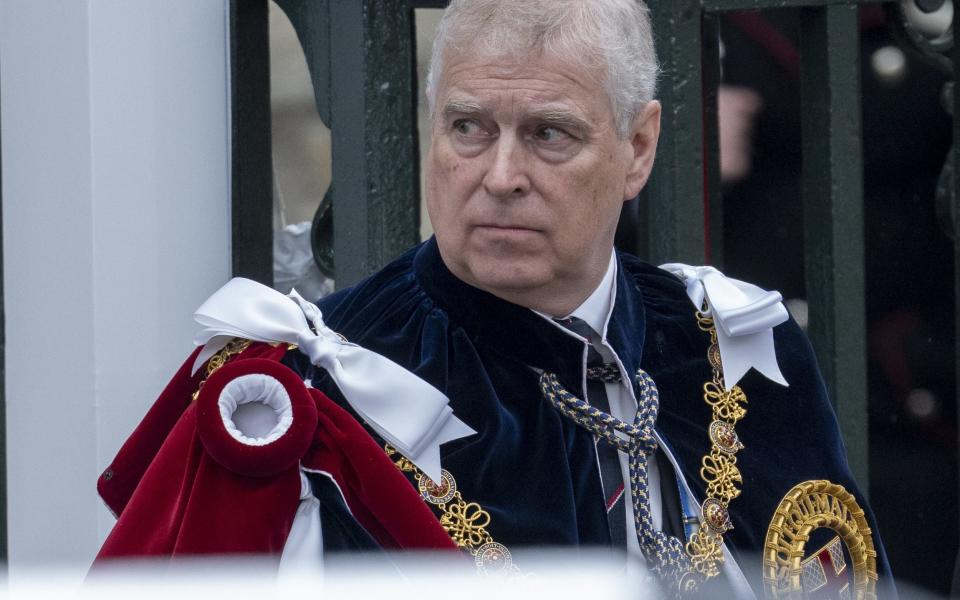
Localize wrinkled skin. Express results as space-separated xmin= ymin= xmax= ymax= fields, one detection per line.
xmin=425 ymin=51 xmax=662 ymax=316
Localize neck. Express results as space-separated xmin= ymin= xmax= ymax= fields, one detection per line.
xmin=500 ymin=286 xmax=595 ymax=318
xmin=440 ymin=253 xmax=614 ymax=318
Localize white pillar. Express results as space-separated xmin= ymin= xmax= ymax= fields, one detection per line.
xmin=1 ymin=0 xmax=232 ymax=569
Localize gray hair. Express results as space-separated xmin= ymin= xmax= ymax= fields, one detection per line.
xmin=425 ymin=0 xmax=659 ymax=138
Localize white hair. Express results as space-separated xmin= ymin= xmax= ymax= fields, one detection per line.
xmin=425 ymin=0 xmax=659 ymax=138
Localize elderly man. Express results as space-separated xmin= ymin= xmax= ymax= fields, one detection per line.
xmin=96 ymin=0 xmax=892 ymax=598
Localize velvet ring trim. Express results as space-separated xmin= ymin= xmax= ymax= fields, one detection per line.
xmin=217 ymin=373 xmax=293 ymax=446
xmin=196 ymin=358 xmax=318 ymax=477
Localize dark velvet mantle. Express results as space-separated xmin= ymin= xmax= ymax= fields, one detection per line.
xmin=297 ymin=237 xmax=893 ymax=595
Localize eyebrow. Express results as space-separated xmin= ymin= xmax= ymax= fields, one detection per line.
xmin=439 ymin=99 xmax=591 ymax=135
xmin=441 ymin=99 xmax=486 ymax=119
xmin=527 ymin=108 xmax=591 ymax=135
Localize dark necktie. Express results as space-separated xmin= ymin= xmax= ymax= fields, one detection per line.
xmin=547 ymin=318 xmax=694 ymax=594
xmin=557 ymin=317 xmax=627 ymax=548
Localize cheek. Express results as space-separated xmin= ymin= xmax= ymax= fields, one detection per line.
xmin=537 ymin=161 xmax=622 ymax=246
xmin=433 ymin=149 xmax=482 ymax=203
xmin=424 ymin=155 xmax=444 ymax=225
xmin=426 ymin=149 xmax=472 ymax=232
xmin=429 ymin=143 xmax=463 ymax=185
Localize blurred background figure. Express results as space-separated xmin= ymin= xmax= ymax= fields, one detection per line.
xmin=718 ymin=85 xmax=764 ymax=185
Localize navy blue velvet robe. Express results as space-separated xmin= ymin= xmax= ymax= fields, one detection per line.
xmin=290 ymin=237 xmax=893 ymax=597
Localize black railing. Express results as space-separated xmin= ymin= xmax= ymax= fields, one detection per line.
xmin=231 ymin=0 xmax=274 ymax=285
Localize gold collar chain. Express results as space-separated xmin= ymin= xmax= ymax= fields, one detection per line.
xmin=385 ymin=445 xmax=521 ymax=576
xmin=191 ymin=338 xmax=252 ymax=401
xmin=681 ymin=311 xmax=749 ymax=588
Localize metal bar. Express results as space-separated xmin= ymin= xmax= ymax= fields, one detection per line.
xmin=646 ymin=1 xmax=707 ymax=266
xmin=229 ymin=0 xmax=274 ymax=285
xmin=701 ymin=13 xmax=723 ymax=267
xmin=328 ymin=0 xmax=420 ymax=288
xmin=703 ymin=0 xmax=885 ymax=12
xmin=799 ymin=5 xmax=868 ymax=486
xmin=273 ymin=0 xmax=332 ymax=126
xmin=952 ymin=0 xmax=960 ymax=544
xmin=272 ymin=0 xmax=336 ymax=278
xmin=0 ymin=68 xmax=8 ymax=565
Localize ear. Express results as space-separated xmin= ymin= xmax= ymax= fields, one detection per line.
xmin=623 ymin=100 xmax=662 ymax=200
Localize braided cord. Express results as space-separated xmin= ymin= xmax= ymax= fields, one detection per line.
xmin=539 ymin=368 xmax=693 ymax=596
xmin=540 ymin=371 xmax=637 ymax=453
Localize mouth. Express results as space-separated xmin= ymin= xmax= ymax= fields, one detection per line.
xmin=473 ymin=223 xmax=542 ymax=234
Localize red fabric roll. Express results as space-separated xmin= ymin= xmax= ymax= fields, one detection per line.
xmin=196 ymin=358 xmax=318 ymax=478
xmin=97 ymin=343 xmax=290 ymax=517
xmin=95 ymin=403 xmax=301 ymax=559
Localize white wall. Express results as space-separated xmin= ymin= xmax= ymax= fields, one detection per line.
xmin=1 ymin=0 xmax=232 ymax=569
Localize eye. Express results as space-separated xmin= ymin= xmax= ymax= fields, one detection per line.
xmin=453 ymin=119 xmax=486 ymax=137
xmin=534 ymin=125 xmax=572 ymax=144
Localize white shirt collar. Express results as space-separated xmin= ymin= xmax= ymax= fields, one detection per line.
xmin=534 ymin=250 xmax=618 ymax=340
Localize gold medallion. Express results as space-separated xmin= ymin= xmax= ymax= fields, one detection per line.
xmin=417 ymin=469 xmax=457 ymax=505
xmin=709 ymin=420 xmax=744 ymax=455
xmin=708 ymin=343 xmax=723 ymax=371
xmin=475 ymin=541 xmax=513 ymax=574
xmin=763 ymin=480 xmax=878 ymax=599
xmin=701 ymin=498 xmax=732 ymax=534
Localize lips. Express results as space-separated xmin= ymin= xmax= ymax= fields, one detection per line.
xmin=474 ymin=223 xmax=541 ymax=233
xmin=471 ymin=225 xmax=545 ymax=247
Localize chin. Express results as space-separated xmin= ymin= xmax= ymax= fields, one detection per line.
xmin=463 ymin=255 xmax=553 ymax=297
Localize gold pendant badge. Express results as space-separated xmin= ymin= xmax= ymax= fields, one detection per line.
xmin=763 ymin=480 xmax=878 ymax=599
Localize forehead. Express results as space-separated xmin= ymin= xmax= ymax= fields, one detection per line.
xmin=435 ymin=51 xmax=612 ymax=121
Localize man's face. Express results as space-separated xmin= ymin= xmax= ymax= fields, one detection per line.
xmin=425 ymin=51 xmax=661 ymax=314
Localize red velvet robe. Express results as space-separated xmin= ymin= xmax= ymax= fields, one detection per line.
xmin=94 ymin=342 xmax=456 ymax=563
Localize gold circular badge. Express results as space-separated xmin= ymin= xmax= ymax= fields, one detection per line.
xmin=709 ymin=420 xmax=744 ymax=455
xmin=708 ymin=343 xmax=723 ymax=371
xmin=475 ymin=541 xmax=513 ymax=574
xmin=702 ymin=497 xmax=733 ymax=534
xmin=763 ymin=480 xmax=878 ymax=599
xmin=418 ymin=469 xmax=457 ymax=505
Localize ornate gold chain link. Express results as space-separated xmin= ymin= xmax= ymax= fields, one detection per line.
xmin=385 ymin=445 xmax=520 ymax=576
xmin=191 ymin=338 xmax=252 ymax=401
xmin=683 ymin=312 xmax=749 ymax=581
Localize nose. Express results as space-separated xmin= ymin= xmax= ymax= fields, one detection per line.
xmin=482 ymin=135 xmax=530 ymax=199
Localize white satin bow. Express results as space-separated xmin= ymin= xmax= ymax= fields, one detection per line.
xmin=659 ymin=264 xmax=790 ymax=390
xmin=192 ymin=278 xmax=475 ymax=482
